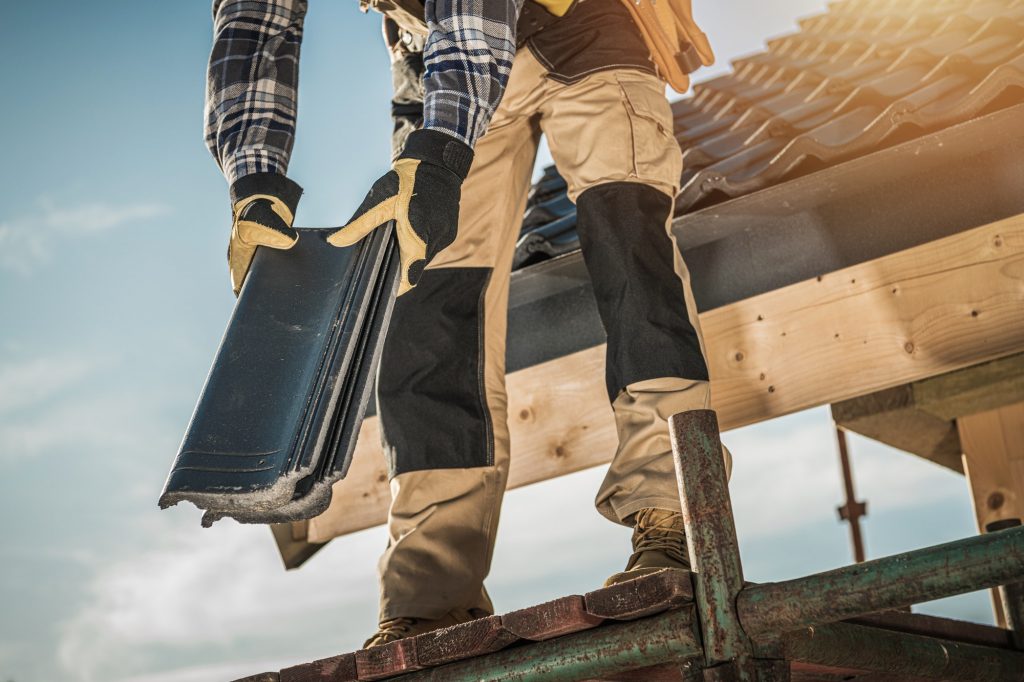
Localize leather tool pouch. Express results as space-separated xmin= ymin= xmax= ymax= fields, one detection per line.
xmin=617 ymin=0 xmax=714 ymax=92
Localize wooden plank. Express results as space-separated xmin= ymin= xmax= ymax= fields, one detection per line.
xmin=959 ymin=402 xmax=1024 ymax=629
xmin=279 ymin=654 xmax=358 ymax=682
xmin=305 ymin=216 xmax=1024 ymax=544
xmin=833 ymin=385 xmax=963 ymax=472
xmin=413 ymin=616 xmax=518 ymax=667
xmin=270 ymin=521 xmax=326 ymax=570
xmin=584 ymin=569 xmax=694 ymax=621
xmin=959 ymin=403 xmax=1024 ymax=532
xmin=832 ymin=353 xmax=1024 ymax=472
xmin=501 ymin=595 xmax=604 ymax=641
xmin=354 ymin=638 xmax=421 ymax=681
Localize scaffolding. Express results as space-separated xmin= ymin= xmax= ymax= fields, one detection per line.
xmin=237 ymin=409 xmax=1024 ymax=682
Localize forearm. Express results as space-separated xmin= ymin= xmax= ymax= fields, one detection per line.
xmin=421 ymin=0 xmax=522 ymax=148
xmin=204 ymin=0 xmax=307 ymax=185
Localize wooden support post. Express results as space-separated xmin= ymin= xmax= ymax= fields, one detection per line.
xmin=987 ymin=519 xmax=1024 ymax=649
xmin=958 ymin=402 xmax=1024 ymax=629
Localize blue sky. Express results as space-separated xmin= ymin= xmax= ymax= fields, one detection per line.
xmin=0 ymin=2 xmax=993 ymax=680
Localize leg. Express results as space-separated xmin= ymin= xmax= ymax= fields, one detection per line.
xmin=375 ymin=112 xmax=541 ymax=622
xmin=540 ymin=69 xmax=718 ymax=525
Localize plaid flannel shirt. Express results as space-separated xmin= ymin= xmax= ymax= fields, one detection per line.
xmin=205 ymin=0 xmax=520 ymax=185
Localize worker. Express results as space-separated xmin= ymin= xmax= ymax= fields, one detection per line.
xmin=203 ymin=0 xmax=719 ymax=648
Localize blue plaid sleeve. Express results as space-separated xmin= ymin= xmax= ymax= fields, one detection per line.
xmin=422 ymin=0 xmax=523 ymax=148
xmin=204 ymin=0 xmax=306 ymax=185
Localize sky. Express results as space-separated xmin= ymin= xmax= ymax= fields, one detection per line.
xmin=0 ymin=2 xmax=995 ymax=681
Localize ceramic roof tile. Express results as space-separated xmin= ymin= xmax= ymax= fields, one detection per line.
xmin=514 ymin=0 xmax=1024 ymax=267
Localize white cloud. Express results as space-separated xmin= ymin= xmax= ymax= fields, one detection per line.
xmin=115 ymin=658 xmax=287 ymax=682
xmin=0 ymin=355 xmax=98 ymax=414
xmin=724 ymin=407 xmax=966 ymax=539
xmin=0 ymin=198 xmax=169 ymax=274
xmin=0 ymin=380 xmax=166 ymax=466
xmin=58 ymin=520 xmax=387 ymax=682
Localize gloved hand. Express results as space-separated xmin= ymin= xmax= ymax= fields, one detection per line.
xmin=228 ymin=173 xmax=303 ymax=296
xmin=327 ymin=129 xmax=473 ymax=296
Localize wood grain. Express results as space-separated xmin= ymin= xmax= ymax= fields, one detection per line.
xmin=584 ymin=570 xmax=694 ymax=621
xmin=413 ymin=615 xmax=518 ymax=667
xmin=501 ymin=595 xmax=604 ymax=641
xmin=279 ymin=654 xmax=357 ymax=682
xmin=306 ymin=216 xmax=1024 ymax=545
xmin=959 ymin=402 xmax=1024 ymax=532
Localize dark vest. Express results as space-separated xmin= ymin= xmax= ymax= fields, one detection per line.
xmin=372 ymin=0 xmax=657 ymax=84
xmin=519 ymin=0 xmax=656 ymax=84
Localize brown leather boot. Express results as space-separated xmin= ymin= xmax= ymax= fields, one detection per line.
xmin=604 ymin=508 xmax=690 ymax=587
xmin=363 ymin=608 xmax=489 ymax=648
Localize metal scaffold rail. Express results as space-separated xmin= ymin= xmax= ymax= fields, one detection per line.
xmin=237 ymin=410 xmax=1024 ymax=682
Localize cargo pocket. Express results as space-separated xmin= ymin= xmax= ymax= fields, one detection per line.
xmin=617 ymin=74 xmax=683 ymax=192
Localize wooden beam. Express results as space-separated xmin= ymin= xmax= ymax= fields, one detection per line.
xmin=833 ymin=385 xmax=962 ymax=472
xmin=302 ymin=215 xmax=1024 ymax=546
xmin=832 ymin=353 xmax=1024 ymax=472
xmin=958 ymin=402 xmax=1024 ymax=627
xmin=959 ymin=403 xmax=1024 ymax=534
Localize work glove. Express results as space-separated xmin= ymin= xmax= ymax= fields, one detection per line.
xmin=228 ymin=173 xmax=303 ymax=296
xmin=327 ymin=129 xmax=474 ymax=296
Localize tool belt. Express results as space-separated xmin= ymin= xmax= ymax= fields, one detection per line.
xmin=618 ymin=0 xmax=714 ymax=92
xmin=364 ymin=0 xmax=714 ymax=92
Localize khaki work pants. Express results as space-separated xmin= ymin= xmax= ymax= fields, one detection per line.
xmin=375 ymin=48 xmax=713 ymax=620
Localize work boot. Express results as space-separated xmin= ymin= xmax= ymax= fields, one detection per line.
xmin=227 ymin=172 xmax=303 ymax=296
xmin=363 ymin=608 xmax=489 ymax=648
xmin=604 ymin=508 xmax=690 ymax=587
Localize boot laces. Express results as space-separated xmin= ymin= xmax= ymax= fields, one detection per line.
xmin=633 ymin=508 xmax=688 ymax=565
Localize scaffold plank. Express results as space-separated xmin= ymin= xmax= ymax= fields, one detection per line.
xmin=279 ymin=653 xmax=357 ymax=682
xmin=502 ymin=595 xmax=604 ymax=641
xmin=584 ymin=569 xmax=693 ymax=621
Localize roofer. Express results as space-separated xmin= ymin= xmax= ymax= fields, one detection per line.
xmin=204 ymin=0 xmax=721 ymax=647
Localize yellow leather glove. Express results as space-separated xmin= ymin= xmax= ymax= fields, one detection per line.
xmin=227 ymin=173 xmax=302 ymax=296
xmin=327 ymin=129 xmax=473 ymax=296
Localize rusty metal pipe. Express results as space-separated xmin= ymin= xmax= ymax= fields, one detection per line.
xmin=669 ymin=409 xmax=752 ymax=667
xmin=778 ymin=621 xmax=1024 ymax=681
xmin=396 ymin=607 xmax=702 ymax=682
xmin=738 ymin=525 xmax=1024 ymax=639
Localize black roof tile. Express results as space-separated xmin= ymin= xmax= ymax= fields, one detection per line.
xmin=515 ymin=0 xmax=1024 ymax=268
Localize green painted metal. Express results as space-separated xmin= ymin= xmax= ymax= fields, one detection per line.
xmin=777 ymin=621 xmax=1024 ymax=680
xmin=395 ymin=607 xmax=702 ymax=682
xmin=738 ymin=525 xmax=1024 ymax=638
xmin=669 ymin=410 xmax=752 ymax=667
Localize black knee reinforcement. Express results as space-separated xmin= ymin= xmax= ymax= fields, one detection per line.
xmin=576 ymin=182 xmax=709 ymax=399
xmin=377 ymin=267 xmax=494 ymax=477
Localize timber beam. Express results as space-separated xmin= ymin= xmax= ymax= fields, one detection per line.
xmin=291 ymin=214 xmax=1024 ymax=550
xmin=832 ymin=353 xmax=1024 ymax=472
